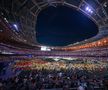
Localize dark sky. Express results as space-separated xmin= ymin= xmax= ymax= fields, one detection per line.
xmin=36 ymin=6 xmax=98 ymax=46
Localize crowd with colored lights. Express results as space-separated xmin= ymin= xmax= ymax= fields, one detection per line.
xmin=0 ymin=60 xmax=108 ymax=90
xmin=14 ymin=58 xmax=108 ymax=72
xmin=0 ymin=64 xmax=108 ymax=90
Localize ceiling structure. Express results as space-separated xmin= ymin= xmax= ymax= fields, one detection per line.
xmin=0 ymin=0 xmax=108 ymax=46
xmin=36 ymin=5 xmax=98 ymax=46
xmin=0 ymin=0 xmax=108 ymax=61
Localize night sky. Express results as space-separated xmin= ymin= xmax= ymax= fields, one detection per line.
xmin=36 ymin=6 xmax=98 ymax=46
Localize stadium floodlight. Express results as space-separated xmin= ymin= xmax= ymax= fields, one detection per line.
xmin=41 ymin=46 xmax=47 ymax=51
xmin=41 ymin=46 xmax=51 ymax=51
xmin=4 ymin=18 xmax=9 ymax=23
xmin=13 ymin=24 xmax=18 ymax=31
xmin=88 ymin=9 xmax=91 ymax=12
xmin=86 ymin=7 xmax=89 ymax=11
xmin=85 ymin=7 xmax=93 ymax=14
xmin=90 ymin=10 xmax=93 ymax=14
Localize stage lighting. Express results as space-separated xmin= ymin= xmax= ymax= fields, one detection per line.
xmin=86 ymin=7 xmax=89 ymax=11
xmin=13 ymin=24 xmax=18 ymax=31
xmin=4 ymin=18 xmax=9 ymax=23
xmin=41 ymin=46 xmax=51 ymax=51
xmin=13 ymin=24 xmax=17 ymax=29
xmin=85 ymin=7 xmax=93 ymax=14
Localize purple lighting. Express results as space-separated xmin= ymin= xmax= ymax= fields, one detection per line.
xmin=13 ymin=24 xmax=17 ymax=29
xmin=13 ymin=24 xmax=19 ymax=31
xmin=85 ymin=7 xmax=93 ymax=14
xmin=86 ymin=7 xmax=89 ymax=11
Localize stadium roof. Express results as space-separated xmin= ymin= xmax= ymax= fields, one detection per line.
xmin=0 ymin=0 xmax=108 ymax=47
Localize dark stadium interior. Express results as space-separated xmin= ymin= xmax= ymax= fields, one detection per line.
xmin=36 ymin=6 xmax=98 ymax=46
xmin=0 ymin=0 xmax=108 ymax=90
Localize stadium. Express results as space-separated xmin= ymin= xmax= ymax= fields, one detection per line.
xmin=0 ymin=0 xmax=108 ymax=90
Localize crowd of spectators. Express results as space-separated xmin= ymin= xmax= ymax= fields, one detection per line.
xmin=0 ymin=68 xmax=108 ymax=90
